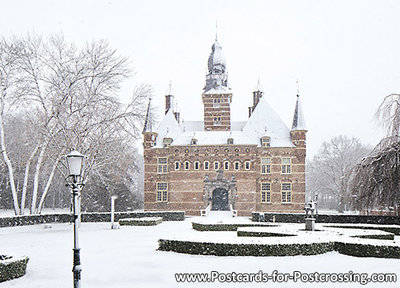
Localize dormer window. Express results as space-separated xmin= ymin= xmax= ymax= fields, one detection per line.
xmin=261 ymin=136 xmax=270 ymax=147
xmin=163 ymin=137 xmax=173 ymax=148
xmin=227 ymin=138 xmax=234 ymax=145
xmin=213 ymin=99 xmax=221 ymax=108
xmin=213 ymin=116 xmax=221 ymax=126
xmin=191 ymin=138 xmax=198 ymax=145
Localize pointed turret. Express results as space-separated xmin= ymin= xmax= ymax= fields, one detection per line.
xmin=290 ymin=93 xmax=307 ymax=155
xmin=291 ymin=95 xmax=307 ymax=131
xmin=142 ymin=97 xmax=158 ymax=148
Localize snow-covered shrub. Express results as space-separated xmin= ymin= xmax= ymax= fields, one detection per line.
xmin=252 ymin=212 xmax=400 ymax=225
xmin=158 ymin=239 xmax=334 ymax=257
xmin=237 ymin=230 xmax=296 ymax=237
xmin=0 ymin=256 xmax=29 ymax=282
xmin=192 ymin=222 xmax=276 ymax=231
xmin=0 ymin=211 xmax=184 ymax=228
xmin=119 ymin=217 xmax=162 ymax=226
xmin=335 ymin=242 xmax=400 ymax=258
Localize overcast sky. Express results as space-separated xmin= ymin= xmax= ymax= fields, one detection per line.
xmin=2 ymin=0 xmax=400 ymax=157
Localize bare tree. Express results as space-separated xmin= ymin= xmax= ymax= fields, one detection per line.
xmin=307 ymin=135 xmax=371 ymax=212
xmin=0 ymin=34 xmax=149 ymax=215
xmin=351 ymin=94 xmax=400 ymax=213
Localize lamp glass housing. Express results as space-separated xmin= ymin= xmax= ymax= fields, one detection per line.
xmin=66 ymin=151 xmax=85 ymax=177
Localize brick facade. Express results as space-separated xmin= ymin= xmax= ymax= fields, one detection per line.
xmin=142 ymin=39 xmax=307 ymax=216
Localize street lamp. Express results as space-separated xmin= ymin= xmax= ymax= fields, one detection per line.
xmin=66 ymin=150 xmax=85 ymax=288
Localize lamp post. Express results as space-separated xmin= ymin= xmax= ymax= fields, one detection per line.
xmin=66 ymin=150 xmax=85 ymax=288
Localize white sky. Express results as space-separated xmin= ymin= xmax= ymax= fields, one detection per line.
xmin=2 ymin=0 xmax=400 ymax=157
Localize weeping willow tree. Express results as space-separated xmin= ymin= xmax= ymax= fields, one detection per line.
xmin=351 ymin=94 xmax=400 ymax=212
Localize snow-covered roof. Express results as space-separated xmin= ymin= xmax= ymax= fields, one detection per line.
xmin=153 ymin=97 xmax=294 ymax=148
xmin=291 ymin=95 xmax=307 ymax=131
xmin=243 ymin=97 xmax=294 ymax=147
xmin=154 ymin=109 xmax=181 ymax=147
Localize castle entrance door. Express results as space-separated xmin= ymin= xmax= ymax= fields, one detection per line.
xmin=211 ymin=188 xmax=229 ymax=211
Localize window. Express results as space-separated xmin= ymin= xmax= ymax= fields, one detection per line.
xmin=174 ymin=161 xmax=180 ymax=170
xmin=261 ymin=158 xmax=271 ymax=174
xmin=281 ymin=183 xmax=292 ymax=203
xmin=214 ymin=161 xmax=219 ymax=170
xmin=261 ymin=182 xmax=271 ymax=203
xmin=194 ymin=161 xmax=200 ymax=170
xmin=281 ymin=158 xmax=291 ymax=174
xmin=184 ymin=161 xmax=190 ymax=170
xmin=157 ymin=158 xmax=168 ymax=174
xmin=261 ymin=136 xmax=270 ymax=147
xmin=213 ymin=116 xmax=221 ymax=126
xmin=163 ymin=137 xmax=172 ymax=148
xmin=245 ymin=161 xmax=250 ymax=170
xmin=213 ymin=98 xmax=221 ymax=108
xmin=156 ymin=182 xmax=168 ymax=202
xmin=227 ymin=138 xmax=234 ymax=145
xmin=204 ymin=161 xmax=210 ymax=170
xmin=224 ymin=161 xmax=229 ymax=170
xmin=234 ymin=161 xmax=240 ymax=170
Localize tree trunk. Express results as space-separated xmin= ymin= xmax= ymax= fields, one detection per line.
xmin=37 ymin=158 xmax=59 ymax=214
xmin=20 ymin=145 xmax=39 ymax=215
xmin=31 ymin=144 xmax=47 ymax=214
xmin=0 ymin=96 xmax=20 ymax=215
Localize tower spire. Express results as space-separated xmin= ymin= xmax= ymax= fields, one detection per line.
xmin=143 ymin=96 xmax=153 ymax=133
xmin=291 ymin=90 xmax=307 ymax=131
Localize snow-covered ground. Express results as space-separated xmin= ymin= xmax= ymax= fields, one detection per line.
xmin=1 ymin=216 xmax=399 ymax=288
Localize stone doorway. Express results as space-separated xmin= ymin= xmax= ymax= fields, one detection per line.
xmin=203 ymin=170 xmax=237 ymax=211
xmin=211 ymin=188 xmax=229 ymax=211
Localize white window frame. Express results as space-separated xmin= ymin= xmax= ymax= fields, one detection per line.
xmin=157 ymin=157 xmax=168 ymax=174
xmin=194 ymin=161 xmax=200 ymax=170
xmin=261 ymin=182 xmax=271 ymax=203
xmin=281 ymin=183 xmax=292 ymax=203
xmin=261 ymin=158 xmax=271 ymax=174
xmin=223 ymin=161 xmax=229 ymax=170
xmin=156 ymin=182 xmax=168 ymax=202
xmin=213 ymin=98 xmax=221 ymax=108
xmin=213 ymin=116 xmax=221 ymax=126
xmin=184 ymin=161 xmax=190 ymax=171
xmin=204 ymin=161 xmax=210 ymax=170
xmin=245 ymin=161 xmax=251 ymax=170
xmin=281 ymin=158 xmax=291 ymax=174
xmin=174 ymin=161 xmax=180 ymax=171
xmin=214 ymin=161 xmax=219 ymax=170
xmin=234 ymin=161 xmax=240 ymax=171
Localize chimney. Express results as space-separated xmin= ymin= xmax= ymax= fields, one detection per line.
xmin=165 ymin=94 xmax=174 ymax=114
xmin=252 ymin=90 xmax=263 ymax=109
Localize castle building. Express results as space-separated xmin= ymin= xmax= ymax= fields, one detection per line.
xmin=143 ymin=38 xmax=307 ymax=216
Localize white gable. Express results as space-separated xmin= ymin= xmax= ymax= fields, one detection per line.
xmin=243 ymin=97 xmax=294 ymax=147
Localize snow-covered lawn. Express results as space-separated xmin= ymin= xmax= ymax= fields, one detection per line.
xmin=1 ymin=217 xmax=400 ymax=288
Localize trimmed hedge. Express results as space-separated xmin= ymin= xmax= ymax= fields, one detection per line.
xmin=192 ymin=222 xmax=277 ymax=232
xmin=323 ymin=225 xmax=400 ymax=236
xmin=0 ymin=211 xmax=184 ymax=228
xmin=351 ymin=234 xmax=394 ymax=241
xmin=158 ymin=239 xmax=400 ymax=258
xmin=252 ymin=212 xmax=400 ymax=225
xmin=237 ymin=230 xmax=296 ymax=237
xmin=0 ymin=256 xmax=29 ymax=283
xmin=158 ymin=239 xmax=334 ymax=257
xmin=119 ymin=217 xmax=162 ymax=226
xmin=335 ymin=242 xmax=400 ymax=258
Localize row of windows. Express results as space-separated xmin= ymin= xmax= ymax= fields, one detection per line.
xmin=157 ymin=157 xmax=292 ymax=174
xmin=261 ymin=182 xmax=292 ymax=203
xmin=155 ymin=182 xmax=292 ymax=203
